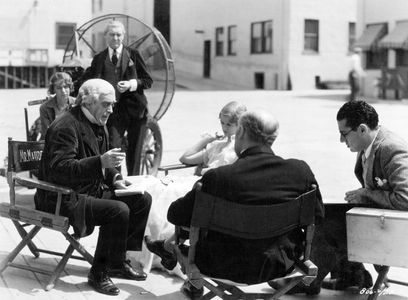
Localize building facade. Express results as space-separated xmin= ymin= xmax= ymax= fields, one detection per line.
xmin=0 ymin=0 xmax=92 ymax=88
xmin=171 ymin=0 xmax=356 ymax=90
xmin=355 ymin=0 xmax=408 ymax=99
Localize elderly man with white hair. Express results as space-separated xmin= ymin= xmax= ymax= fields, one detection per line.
xmin=34 ymin=79 xmax=152 ymax=296
xmin=145 ymin=110 xmax=324 ymax=298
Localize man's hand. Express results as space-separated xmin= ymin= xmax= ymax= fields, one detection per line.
xmin=344 ymin=188 xmax=368 ymax=204
xmin=117 ymin=80 xmax=131 ymax=93
xmin=101 ymin=148 xmax=126 ymax=168
xmin=114 ymin=178 xmax=132 ymax=190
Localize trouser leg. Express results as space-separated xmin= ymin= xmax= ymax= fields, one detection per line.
xmin=107 ymin=112 xmax=128 ymax=150
xmin=84 ymin=197 xmax=130 ymax=271
xmin=126 ymin=116 xmax=147 ymax=175
xmin=111 ymin=192 xmax=152 ymax=251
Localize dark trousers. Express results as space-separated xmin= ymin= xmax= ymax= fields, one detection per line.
xmin=85 ymin=191 xmax=152 ymax=271
xmin=108 ymin=111 xmax=147 ymax=176
xmin=348 ymin=71 xmax=360 ymax=101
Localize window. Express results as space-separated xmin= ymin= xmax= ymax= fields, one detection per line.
xmin=396 ymin=50 xmax=408 ymax=67
xmin=215 ymin=27 xmax=224 ymax=56
xmin=349 ymin=22 xmax=356 ymax=51
xmin=56 ymin=23 xmax=76 ymax=50
xmin=366 ymin=49 xmax=387 ymax=69
xmin=304 ymin=19 xmax=319 ymax=52
xmin=364 ymin=23 xmax=388 ymax=69
xmin=250 ymin=20 xmax=273 ymax=54
xmin=227 ymin=25 xmax=237 ymax=55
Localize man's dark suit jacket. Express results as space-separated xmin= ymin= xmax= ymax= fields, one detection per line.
xmin=83 ymin=46 xmax=153 ymax=118
xmin=34 ymin=106 xmax=120 ymax=236
xmin=168 ymin=145 xmax=324 ymax=284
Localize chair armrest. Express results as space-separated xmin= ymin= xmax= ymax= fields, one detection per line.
xmin=295 ymin=259 xmax=318 ymax=277
xmin=158 ymin=163 xmax=198 ymax=175
xmin=14 ymin=175 xmax=73 ymax=194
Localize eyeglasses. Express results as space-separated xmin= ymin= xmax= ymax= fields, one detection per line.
xmin=340 ymin=128 xmax=354 ymax=139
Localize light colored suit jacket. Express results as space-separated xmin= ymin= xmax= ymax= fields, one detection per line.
xmin=354 ymin=126 xmax=408 ymax=210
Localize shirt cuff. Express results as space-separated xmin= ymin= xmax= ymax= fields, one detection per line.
xmin=113 ymin=173 xmax=123 ymax=184
xmin=129 ymin=79 xmax=138 ymax=92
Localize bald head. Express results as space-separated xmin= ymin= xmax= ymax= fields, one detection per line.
xmin=234 ymin=110 xmax=279 ymax=154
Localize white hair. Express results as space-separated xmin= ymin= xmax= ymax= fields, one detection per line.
xmin=76 ymin=79 xmax=115 ymax=106
xmin=104 ymin=20 xmax=125 ymax=35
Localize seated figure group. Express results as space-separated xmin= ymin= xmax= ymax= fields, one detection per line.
xmin=32 ymin=21 xmax=408 ymax=298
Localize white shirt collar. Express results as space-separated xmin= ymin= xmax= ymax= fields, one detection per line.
xmin=363 ymin=129 xmax=379 ymax=159
xmin=81 ymin=106 xmax=100 ymax=125
xmin=108 ymin=44 xmax=123 ymax=57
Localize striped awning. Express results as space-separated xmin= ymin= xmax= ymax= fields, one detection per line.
xmin=354 ymin=24 xmax=387 ymax=50
xmin=379 ymin=21 xmax=408 ymax=49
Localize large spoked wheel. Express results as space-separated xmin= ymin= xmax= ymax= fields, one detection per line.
xmin=138 ymin=117 xmax=162 ymax=176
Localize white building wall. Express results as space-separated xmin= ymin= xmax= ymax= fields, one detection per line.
xmin=172 ymin=0 xmax=355 ymax=90
xmin=0 ymin=0 xmax=92 ymax=66
xmin=171 ymin=0 xmax=288 ymax=90
xmin=288 ymin=0 xmax=356 ymax=90
xmin=92 ymin=0 xmax=154 ymax=26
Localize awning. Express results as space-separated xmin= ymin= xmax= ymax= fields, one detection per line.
xmin=379 ymin=21 xmax=408 ymax=49
xmin=354 ymin=24 xmax=387 ymax=50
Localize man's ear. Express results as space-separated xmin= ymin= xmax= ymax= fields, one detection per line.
xmin=359 ymin=124 xmax=369 ymax=134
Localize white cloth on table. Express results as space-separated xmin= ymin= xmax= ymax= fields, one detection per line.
xmin=129 ymin=175 xmax=199 ymax=278
xmin=129 ymin=136 xmax=238 ymax=278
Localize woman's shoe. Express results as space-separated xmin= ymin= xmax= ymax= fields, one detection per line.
xmin=144 ymin=236 xmax=177 ymax=270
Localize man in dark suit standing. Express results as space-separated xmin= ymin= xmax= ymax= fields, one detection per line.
xmin=146 ymin=110 xmax=324 ymax=298
xmin=35 ymin=79 xmax=152 ymax=296
xmin=83 ymin=20 xmax=153 ymax=175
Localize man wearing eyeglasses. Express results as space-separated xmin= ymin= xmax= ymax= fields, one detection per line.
xmin=303 ymin=100 xmax=408 ymax=294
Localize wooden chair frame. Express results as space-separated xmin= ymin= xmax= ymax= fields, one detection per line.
xmin=0 ymin=138 xmax=93 ymax=291
xmin=174 ymin=184 xmax=318 ymax=299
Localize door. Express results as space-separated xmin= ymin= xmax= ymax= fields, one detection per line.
xmin=203 ymin=40 xmax=211 ymax=78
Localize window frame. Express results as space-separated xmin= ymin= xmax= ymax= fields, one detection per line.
xmin=215 ymin=27 xmax=224 ymax=56
xmin=250 ymin=20 xmax=273 ymax=54
xmin=55 ymin=22 xmax=76 ymax=50
xmin=396 ymin=49 xmax=408 ymax=67
xmin=348 ymin=22 xmax=356 ymax=52
xmin=227 ymin=25 xmax=237 ymax=56
xmin=364 ymin=23 xmax=388 ymax=69
xmin=304 ymin=19 xmax=319 ymax=53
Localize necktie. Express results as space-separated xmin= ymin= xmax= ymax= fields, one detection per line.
xmin=111 ymin=49 xmax=118 ymax=65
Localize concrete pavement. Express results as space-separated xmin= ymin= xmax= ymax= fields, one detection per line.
xmin=1 ymin=87 xmax=408 ymax=299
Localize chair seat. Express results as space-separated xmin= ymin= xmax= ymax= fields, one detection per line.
xmin=0 ymin=203 xmax=69 ymax=232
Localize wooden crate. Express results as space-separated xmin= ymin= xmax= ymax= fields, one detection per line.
xmin=347 ymin=207 xmax=408 ymax=268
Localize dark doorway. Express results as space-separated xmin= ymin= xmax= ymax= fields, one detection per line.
xmin=204 ymin=40 xmax=211 ymax=78
xmin=154 ymin=0 xmax=170 ymax=45
xmin=254 ymin=72 xmax=265 ymax=89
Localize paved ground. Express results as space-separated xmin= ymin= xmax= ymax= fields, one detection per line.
xmin=0 ymin=82 xmax=408 ymax=299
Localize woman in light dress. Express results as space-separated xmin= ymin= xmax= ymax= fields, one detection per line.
xmin=130 ymin=101 xmax=247 ymax=276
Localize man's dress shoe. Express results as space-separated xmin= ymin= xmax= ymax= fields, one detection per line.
xmin=181 ymin=280 xmax=204 ymax=299
xmin=268 ymin=278 xmax=320 ymax=295
xmin=144 ymin=236 xmax=177 ymax=270
xmin=88 ymin=269 xmax=120 ymax=296
xmin=109 ymin=259 xmax=147 ymax=281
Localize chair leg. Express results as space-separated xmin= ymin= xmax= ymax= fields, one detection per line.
xmin=12 ymin=220 xmax=40 ymax=257
xmin=368 ymin=266 xmax=390 ymax=300
xmin=0 ymin=225 xmax=41 ymax=273
xmin=271 ymin=277 xmax=303 ymax=299
xmin=64 ymin=233 xmax=93 ymax=265
xmin=45 ymin=244 xmax=75 ymax=291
